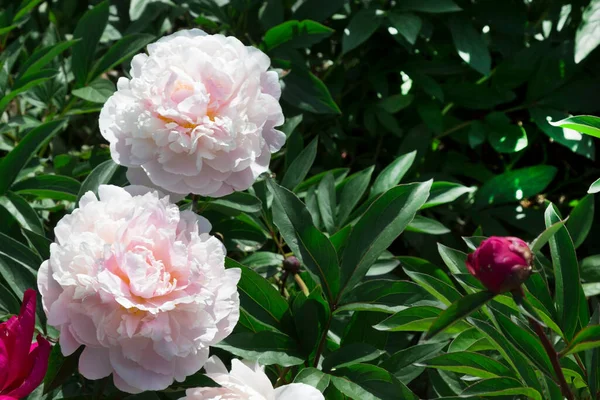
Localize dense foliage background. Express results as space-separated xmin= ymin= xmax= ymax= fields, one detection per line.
xmin=2 ymin=0 xmax=600 ymax=399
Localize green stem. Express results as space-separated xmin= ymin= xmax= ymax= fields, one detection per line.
xmin=313 ymin=315 xmax=332 ymax=368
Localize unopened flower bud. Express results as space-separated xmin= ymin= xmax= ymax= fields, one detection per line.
xmin=466 ymin=236 xmax=533 ymax=293
xmin=283 ymin=256 xmax=301 ymax=273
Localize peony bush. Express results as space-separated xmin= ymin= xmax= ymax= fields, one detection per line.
xmin=1 ymin=1 xmax=600 ymax=400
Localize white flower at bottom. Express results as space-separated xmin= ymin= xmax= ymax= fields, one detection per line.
xmin=37 ymin=185 xmax=241 ymax=393
xmin=181 ymin=356 xmax=324 ymax=400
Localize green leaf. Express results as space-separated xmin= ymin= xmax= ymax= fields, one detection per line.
xmin=448 ymin=14 xmax=491 ymax=75
xmin=0 ymin=282 xmax=20 ymax=317
xmin=0 ymin=120 xmax=65 ymax=196
xmin=71 ymin=79 xmax=115 ymax=104
xmin=377 ymin=94 xmax=415 ymax=114
xmin=317 ymin=172 xmax=336 ymax=234
xmin=338 ymin=181 xmax=432 ymax=298
xmin=401 ymin=257 xmax=462 ymax=305
xmin=342 ymin=9 xmax=383 ymax=55
xmin=549 ymin=115 xmax=600 ymax=139
xmin=0 ymin=253 xmax=37 ymax=301
xmin=425 ymin=291 xmax=496 ymax=339
xmin=71 ymin=1 xmax=109 ymax=86
xmin=485 ymin=112 xmax=528 ymax=153
xmin=90 ymin=33 xmax=155 ymax=80
xmin=330 ymin=364 xmax=418 ymax=400
xmin=406 ymin=215 xmax=450 ymax=235
xmin=461 ymin=377 xmax=542 ymax=400
xmin=375 ymin=306 xmax=456 ymax=333
xmin=575 ymin=0 xmax=600 ymax=63
xmin=337 ymin=279 xmax=436 ymax=314
xmin=225 ymin=258 xmax=289 ymax=331
xmin=282 ymin=69 xmax=340 ymax=114
xmin=12 ymin=175 xmax=81 ymax=202
xmin=17 ymin=40 xmax=78 ymax=80
xmin=281 ymin=137 xmax=318 ymax=190
xmin=387 ymin=12 xmax=422 ymax=45
xmin=380 ymin=342 xmax=447 ymax=374
xmin=561 ymin=325 xmax=600 ymax=356
xmin=530 ymin=108 xmax=595 ymax=160
xmin=437 ymin=243 xmax=469 ymax=274
xmin=567 ymin=195 xmax=594 ymax=248
xmin=43 ymin=343 xmax=83 ymax=394
xmin=13 ymin=0 xmax=44 ymax=22
xmin=0 ymin=69 xmax=58 ymax=112
xmin=207 ymin=192 xmax=262 ymax=214
xmin=293 ymin=0 xmax=345 ymax=22
xmin=336 ymin=166 xmax=374 ymax=227
xmin=268 ymin=180 xmax=340 ymax=303
xmin=324 ymin=344 xmax=385 ymax=372
xmin=396 ymin=0 xmax=461 ymax=13
xmin=77 ymin=159 xmax=121 ymax=202
xmin=369 ymin=151 xmax=416 ymax=199
xmin=0 ymin=231 xmax=41 ymax=275
xmin=421 ymin=181 xmax=474 ymax=209
xmin=264 ymin=20 xmax=333 ymax=51
xmin=589 ymin=177 xmax=600 ymax=194
xmin=214 ymin=331 xmax=304 ymax=366
xmin=494 ymin=312 xmax=554 ymax=377
xmin=475 ymin=166 xmax=557 ymax=208
xmin=21 ymin=228 xmax=51 ymax=261
xmin=0 ymin=191 xmax=43 ymax=234
xmin=295 ymin=168 xmax=349 ymax=196
xmin=529 ymin=218 xmax=568 ymax=253
xmin=421 ymin=351 xmax=515 ymax=379
xmin=448 ymin=328 xmax=495 ymax=352
xmin=293 ymin=369 xmax=330 ymax=392
xmin=545 ymin=204 xmax=580 ymax=340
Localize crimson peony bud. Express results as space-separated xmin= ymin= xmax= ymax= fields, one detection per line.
xmin=0 ymin=289 xmax=51 ymax=400
xmin=466 ymin=236 xmax=533 ymax=294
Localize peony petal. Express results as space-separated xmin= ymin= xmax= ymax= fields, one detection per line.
xmin=78 ymin=347 xmax=112 ymax=380
xmin=5 ymin=335 xmax=51 ymax=399
xmin=274 ymin=383 xmax=325 ymax=400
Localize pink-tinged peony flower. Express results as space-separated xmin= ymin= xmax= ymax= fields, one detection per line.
xmin=99 ymin=29 xmax=286 ymax=198
xmin=181 ymin=356 xmax=324 ymax=400
xmin=37 ymin=185 xmax=241 ymax=393
xmin=466 ymin=236 xmax=533 ymax=293
xmin=0 ymin=289 xmax=51 ymax=400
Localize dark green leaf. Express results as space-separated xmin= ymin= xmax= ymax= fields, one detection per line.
xmin=0 ymin=254 xmax=37 ymax=299
xmin=268 ymin=180 xmax=340 ymax=303
xmin=0 ymin=120 xmax=65 ymax=196
xmin=396 ymin=0 xmax=461 ymax=13
xmin=338 ymin=181 xmax=431 ymax=298
xmin=422 ymin=351 xmax=514 ymax=379
xmin=282 ymin=69 xmax=340 ymax=114
xmin=0 ymin=231 xmax=41 ymax=270
xmin=549 ymin=115 xmax=600 ymax=138
xmin=336 ymin=166 xmax=374 ymax=227
xmin=71 ymin=1 xmax=109 ymax=86
xmin=77 ymin=159 xmax=121 ymax=202
xmin=264 ymin=20 xmax=333 ymax=51
xmin=387 ymin=12 xmax=422 ymax=45
xmin=317 ymin=172 xmax=336 ymax=234
xmin=323 ymin=343 xmax=385 ymax=372
xmin=561 ymin=325 xmax=600 ymax=356
xmin=12 ymin=175 xmax=81 ymax=202
xmin=485 ymin=112 xmax=528 ymax=154
xmin=381 ymin=342 xmax=447 ymax=374
xmin=567 ymin=195 xmax=594 ymax=248
xmin=293 ymin=0 xmax=345 ymax=22
xmin=0 ymin=191 xmax=43 ymax=234
xmin=406 ymin=215 xmax=450 ymax=235
xmin=530 ymin=218 xmax=568 ymax=253
xmin=338 ymin=279 xmax=437 ymax=314
xmin=377 ymin=94 xmax=414 ymax=114
xmin=208 ymin=192 xmax=262 ymax=214
xmin=91 ymin=33 xmax=155 ymax=80
xmin=0 ymin=69 xmax=58 ymax=113
xmin=545 ymin=204 xmax=580 ymax=340
xmin=43 ymin=344 xmax=83 ymax=394
xmin=331 ymin=364 xmax=418 ymax=400
xmin=21 ymin=228 xmax=51 ymax=261
xmin=293 ymin=368 xmax=331 ymax=392
xmin=18 ymin=40 xmax=78 ymax=80
xmin=0 ymin=282 xmax=20 ymax=317
xmin=421 ymin=181 xmax=474 ymax=209
xmin=375 ymin=306 xmax=452 ymax=332
xmin=475 ymin=166 xmax=557 ymax=208
xmin=461 ymin=377 xmax=542 ymax=400
xmin=369 ymin=151 xmax=416 ymax=199
xmin=281 ymin=137 xmax=318 ymax=190
xmin=447 ymin=14 xmax=491 ymax=75
xmin=71 ymin=79 xmax=115 ymax=104
xmin=575 ymin=0 xmax=600 ymax=63
xmin=425 ymin=291 xmax=496 ymax=339
xmin=214 ymin=331 xmax=304 ymax=366
xmin=342 ymin=9 xmax=383 ymax=55
xmin=225 ymin=258 xmax=289 ymax=330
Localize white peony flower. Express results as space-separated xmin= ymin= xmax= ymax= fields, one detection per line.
xmin=37 ymin=185 xmax=241 ymax=393
xmin=181 ymin=356 xmax=325 ymax=400
xmin=99 ymin=29 xmax=286 ymax=198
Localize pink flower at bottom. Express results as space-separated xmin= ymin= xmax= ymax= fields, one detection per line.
xmin=0 ymin=289 xmax=51 ymax=400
